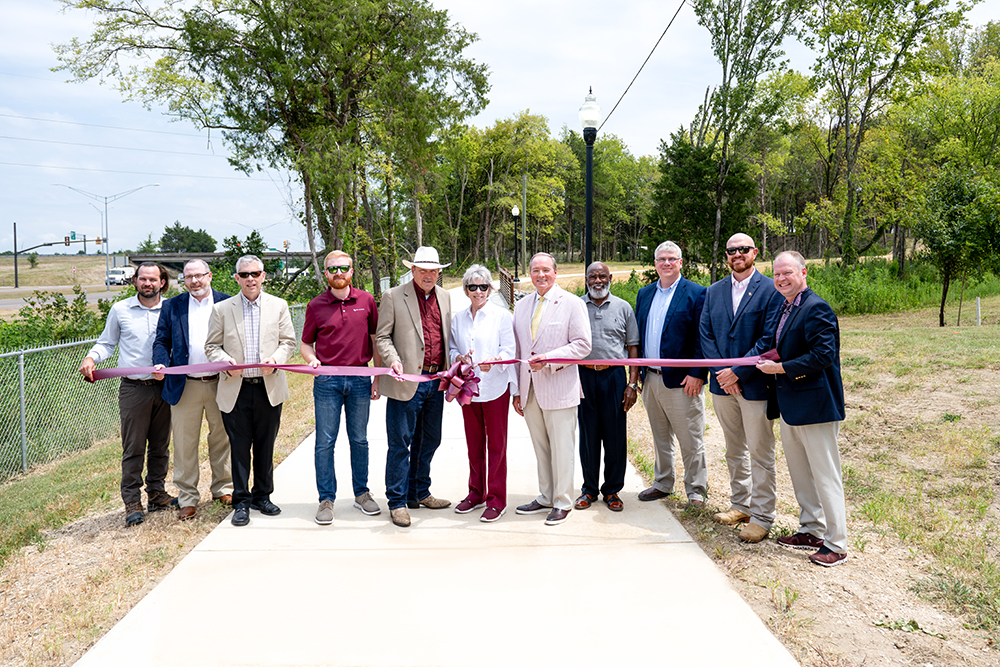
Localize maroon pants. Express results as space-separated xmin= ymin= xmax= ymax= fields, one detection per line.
xmin=460 ymin=389 xmax=509 ymax=510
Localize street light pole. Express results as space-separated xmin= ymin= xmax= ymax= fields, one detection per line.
xmin=579 ymin=88 xmax=601 ymax=269
xmin=53 ymin=183 xmax=160 ymax=291
xmin=511 ymin=205 xmax=520 ymax=281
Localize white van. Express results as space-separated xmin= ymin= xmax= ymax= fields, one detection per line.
xmin=105 ymin=266 xmax=136 ymax=285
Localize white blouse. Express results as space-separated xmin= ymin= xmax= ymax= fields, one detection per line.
xmin=449 ymin=301 xmax=516 ymax=403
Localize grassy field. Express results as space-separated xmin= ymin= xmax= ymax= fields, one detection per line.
xmin=0 ymin=255 xmax=122 ymax=289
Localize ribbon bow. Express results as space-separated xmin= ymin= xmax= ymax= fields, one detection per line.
xmin=437 ymin=361 xmax=481 ymax=406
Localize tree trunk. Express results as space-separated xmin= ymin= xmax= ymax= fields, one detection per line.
xmin=302 ymin=174 xmax=324 ymax=290
xmin=939 ymin=272 xmax=951 ymax=327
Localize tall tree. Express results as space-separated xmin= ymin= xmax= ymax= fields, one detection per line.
xmin=690 ymin=0 xmax=803 ymax=279
xmin=159 ymin=221 xmax=216 ymax=253
xmin=804 ymin=0 xmax=969 ymax=265
xmin=55 ymin=0 xmax=488 ymax=282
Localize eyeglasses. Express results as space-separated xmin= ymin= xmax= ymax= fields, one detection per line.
xmin=325 ymin=265 xmax=352 ymax=274
xmin=237 ymin=271 xmax=262 ymax=279
xmin=467 ymin=284 xmax=489 ymax=292
xmin=725 ymin=246 xmax=755 ymax=256
xmin=655 ymin=256 xmax=681 ymax=264
xmin=184 ymin=272 xmax=210 ymax=281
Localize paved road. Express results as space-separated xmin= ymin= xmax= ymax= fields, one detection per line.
xmin=0 ymin=285 xmax=121 ymax=311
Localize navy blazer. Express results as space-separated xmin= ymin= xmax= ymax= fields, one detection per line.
xmin=699 ymin=270 xmax=784 ymax=401
xmin=635 ymin=277 xmax=708 ymax=389
xmin=152 ymin=289 xmax=232 ymax=405
xmin=751 ymin=288 xmax=845 ymax=426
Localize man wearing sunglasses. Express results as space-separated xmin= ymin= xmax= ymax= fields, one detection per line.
xmin=206 ymin=254 xmax=296 ymax=527
xmin=152 ymin=259 xmax=234 ymax=521
xmin=300 ymin=250 xmax=382 ymax=525
xmin=700 ymin=234 xmax=784 ymax=543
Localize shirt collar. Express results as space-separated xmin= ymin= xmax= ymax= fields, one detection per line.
xmin=240 ymin=291 xmax=261 ymax=308
xmin=731 ymin=269 xmax=755 ymax=288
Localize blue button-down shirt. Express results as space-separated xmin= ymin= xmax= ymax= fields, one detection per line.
xmin=644 ymin=279 xmax=678 ymax=360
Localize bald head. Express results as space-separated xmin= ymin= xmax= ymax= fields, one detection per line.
xmin=725 ymin=233 xmax=759 ymax=280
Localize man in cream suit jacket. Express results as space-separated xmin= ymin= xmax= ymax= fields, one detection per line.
xmin=376 ymin=246 xmax=453 ymax=528
xmin=206 ymin=255 xmax=296 ymax=527
xmin=512 ymin=252 xmax=592 ymax=526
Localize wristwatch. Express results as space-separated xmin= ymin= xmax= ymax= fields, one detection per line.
xmin=627 ymin=382 xmax=639 ymax=390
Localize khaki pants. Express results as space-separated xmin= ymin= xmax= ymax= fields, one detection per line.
xmin=642 ymin=378 xmax=707 ymax=502
xmin=172 ymin=377 xmax=233 ymax=508
xmin=712 ymin=392 xmax=776 ymax=529
xmin=522 ymin=386 xmax=577 ymax=511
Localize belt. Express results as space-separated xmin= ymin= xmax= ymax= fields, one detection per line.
xmin=243 ymin=377 xmax=264 ymax=384
xmin=647 ymin=367 xmax=662 ymax=375
xmin=122 ymin=378 xmax=160 ymax=386
xmin=421 ymin=364 xmax=441 ymax=373
xmin=582 ymin=364 xmax=611 ymax=371
xmin=187 ymin=375 xmax=218 ymax=381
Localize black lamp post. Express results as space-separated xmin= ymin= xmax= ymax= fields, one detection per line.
xmin=579 ymin=88 xmax=601 ymax=268
xmin=511 ymin=205 xmax=520 ymax=281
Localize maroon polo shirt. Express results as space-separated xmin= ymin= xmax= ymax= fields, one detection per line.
xmin=416 ymin=289 xmax=445 ymax=368
xmin=301 ymin=286 xmax=378 ymax=366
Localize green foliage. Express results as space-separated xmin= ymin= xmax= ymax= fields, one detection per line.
xmin=158 ymin=221 xmax=216 ymax=253
xmin=136 ymin=233 xmax=157 ymax=253
xmin=208 ymin=231 xmax=314 ymax=303
xmin=0 ymin=286 xmax=118 ymax=351
xmin=27 ymin=252 xmax=38 ymax=268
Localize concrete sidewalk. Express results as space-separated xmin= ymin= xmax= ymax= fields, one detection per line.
xmin=74 ymin=391 xmax=799 ymax=666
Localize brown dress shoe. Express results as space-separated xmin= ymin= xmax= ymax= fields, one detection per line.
xmin=637 ymin=487 xmax=671 ymax=502
xmin=214 ymin=494 xmax=233 ymax=506
xmin=714 ymin=508 xmax=751 ymax=525
xmin=178 ymin=506 xmax=197 ymax=521
xmin=574 ymin=493 xmax=596 ymax=510
xmin=407 ymin=495 xmax=451 ymax=510
xmin=739 ymin=523 xmax=769 ymax=543
xmin=603 ymin=493 xmax=624 ymax=512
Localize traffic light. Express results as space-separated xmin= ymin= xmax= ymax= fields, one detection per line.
xmin=283 ymin=240 xmax=289 ymax=249
xmin=64 ymin=236 xmax=70 ymax=246
xmin=95 ymin=236 xmax=102 ymax=245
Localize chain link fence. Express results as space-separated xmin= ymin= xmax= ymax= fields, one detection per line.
xmin=0 ymin=303 xmax=307 ymax=483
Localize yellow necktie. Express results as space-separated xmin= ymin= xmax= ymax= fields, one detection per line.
xmin=531 ymin=295 xmax=545 ymax=340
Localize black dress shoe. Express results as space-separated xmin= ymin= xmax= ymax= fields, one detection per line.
xmin=231 ymin=507 xmax=250 ymax=526
xmin=637 ymin=487 xmax=671 ymax=502
xmin=515 ymin=500 xmax=551 ymax=515
xmin=251 ymin=499 xmax=281 ymax=516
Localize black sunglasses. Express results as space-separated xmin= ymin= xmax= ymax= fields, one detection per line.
xmin=725 ymin=246 xmax=755 ymax=256
xmin=237 ymin=271 xmax=263 ymax=278
xmin=467 ymin=284 xmax=489 ymax=292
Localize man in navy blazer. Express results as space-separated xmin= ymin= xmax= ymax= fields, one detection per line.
xmin=700 ymin=233 xmax=785 ymax=543
xmin=634 ymin=241 xmax=709 ymax=507
xmin=153 ymin=259 xmax=233 ymax=520
xmin=756 ymin=251 xmax=847 ymax=567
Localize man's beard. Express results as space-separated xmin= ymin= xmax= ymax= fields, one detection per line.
xmin=328 ymin=275 xmax=351 ymax=290
xmin=587 ymin=285 xmax=609 ymax=300
xmin=137 ymin=285 xmax=160 ymax=298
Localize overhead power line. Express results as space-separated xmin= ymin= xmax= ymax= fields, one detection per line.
xmin=599 ymin=0 xmax=688 ymax=133
xmin=0 ymin=160 xmax=274 ymax=181
xmin=0 ymin=112 xmax=208 ymax=138
xmin=0 ymin=134 xmax=228 ymax=158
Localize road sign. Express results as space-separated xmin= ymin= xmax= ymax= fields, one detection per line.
xmin=70 ymin=231 xmax=76 ymax=240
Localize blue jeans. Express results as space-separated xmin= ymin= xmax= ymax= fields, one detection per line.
xmin=314 ymin=375 xmax=372 ymax=502
xmin=385 ymin=381 xmax=444 ymax=509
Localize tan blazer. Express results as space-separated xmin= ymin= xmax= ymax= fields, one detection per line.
xmin=205 ymin=292 xmax=296 ymax=412
xmin=513 ymin=284 xmax=592 ymax=410
xmin=376 ymin=282 xmax=452 ymax=402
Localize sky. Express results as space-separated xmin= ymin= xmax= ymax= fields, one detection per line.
xmin=2 ymin=0 xmax=997 ymax=257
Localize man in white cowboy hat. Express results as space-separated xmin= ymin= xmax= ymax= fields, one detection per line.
xmin=376 ymin=246 xmax=453 ymax=527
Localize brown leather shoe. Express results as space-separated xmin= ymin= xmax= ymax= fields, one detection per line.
xmin=603 ymin=493 xmax=624 ymax=512
xmin=739 ymin=522 xmax=769 ymax=543
xmin=214 ymin=494 xmax=233 ymax=506
xmin=714 ymin=508 xmax=751 ymax=526
xmin=544 ymin=508 xmax=570 ymax=525
xmin=637 ymin=487 xmax=671 ymax=502
xmin=515 ymin=500 xmax=551 ymax=515
xmin=407 ymin=495 xmax=451 ymax=510
xmin=686 ymin=499 xmax=705 ymax=509
xmin=390 ymin=508 xmax=411 ymax=527
xmin=574 ymin=493 xmax=596 ymax=510
xmin=178 ymin=506 xmax=197 ymax=521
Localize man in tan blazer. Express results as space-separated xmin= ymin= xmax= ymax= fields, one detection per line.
xmin=376 ymin=247 xmax=453 ymax=528
xmin=206 ymin=255 xmax=296 ymax=527
xmin=512 ymin=252 xmax=592 ymax=526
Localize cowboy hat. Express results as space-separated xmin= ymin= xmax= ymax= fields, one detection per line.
xmin=402 ymin=246 xmax=451 ymax=269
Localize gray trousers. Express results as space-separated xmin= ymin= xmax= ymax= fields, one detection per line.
xmin=171 ymin=377 xmax=233 ymax=508
xmin=780 ymin=419 xmax=848 ymax=553
xmin=642 ymin=377 xmax=707 ymax=502
xmin=712 ymin=392 xmax=776 ymax=529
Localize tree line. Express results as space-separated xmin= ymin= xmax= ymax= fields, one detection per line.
xmin=56 ymin=0 xmax=1000 ymax=324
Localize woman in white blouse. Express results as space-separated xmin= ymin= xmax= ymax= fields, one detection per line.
xmin=449 ymin=264 xmax=516 ymax=522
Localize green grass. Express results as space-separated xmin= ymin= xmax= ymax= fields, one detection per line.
xmin=0 ymin=438 xmax=121 ymax=565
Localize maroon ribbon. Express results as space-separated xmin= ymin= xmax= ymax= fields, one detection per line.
xmin=91 ymin=351 xmax=780 ymax=405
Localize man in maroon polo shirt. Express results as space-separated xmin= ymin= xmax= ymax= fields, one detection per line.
xmin=301 ymin=250 xmax=382 ymax=525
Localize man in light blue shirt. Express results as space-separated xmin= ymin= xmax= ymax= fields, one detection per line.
xmin=80 ymin=262 xmax=176 ymax=527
